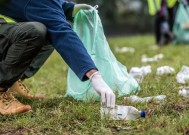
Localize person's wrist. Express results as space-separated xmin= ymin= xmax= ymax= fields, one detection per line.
xmin=89 ymin=71 xmax=99 ymax=80
xmin=86 ymin=69 xmax=98 ymax=79
xmin=72 ymin=4 xmax=93 ymax=17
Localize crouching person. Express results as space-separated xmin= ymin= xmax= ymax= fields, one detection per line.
xmin=0 ymin=18 xmax=47 ymax=115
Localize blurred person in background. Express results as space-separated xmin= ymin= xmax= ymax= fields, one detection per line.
xmin=147 ymin=0 xmax=178 ymax=46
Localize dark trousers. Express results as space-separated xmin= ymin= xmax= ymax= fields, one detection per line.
xmin=155 ymin=2 xmax=178 ymax=44
xmin=0 ymin=22 xmax=49 ymax=89
xmin=167 ymin=2 xmax=179 ymax=32
xmin=155 ymin=15 xmax=165 ymax=44
xmin=21 ymin=43 xmax=54 ymax=80
xmin=167 ymin=7 xmax=174 ymax=32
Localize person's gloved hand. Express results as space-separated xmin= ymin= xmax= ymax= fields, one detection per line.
xmin=90 ymin=71 xmax=115 ymax=108
xmin=72 ymin=4 xmax=93 ymax=17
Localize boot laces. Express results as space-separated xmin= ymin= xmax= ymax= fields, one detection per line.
xmin=0 ymin=91 xmax=17 ymax=108
xmin=18 ymin=80 xmax=30 ymax=94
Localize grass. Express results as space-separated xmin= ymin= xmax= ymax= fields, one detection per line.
xmin=1 ymin=35 xmax=189 ymax=134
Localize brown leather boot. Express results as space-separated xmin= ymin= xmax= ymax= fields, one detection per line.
xmin=9 ymin=80 xmax=44 ymax=100
xmin=0 ymin=90 xmax=31 ymax=115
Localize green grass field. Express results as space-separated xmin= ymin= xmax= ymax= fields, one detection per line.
xmin=1 ymin=35 xmax=189 ymax=134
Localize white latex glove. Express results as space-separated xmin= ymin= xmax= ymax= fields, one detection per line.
xmin=90 ymin=71 xmax=115 ymax=108
xmin=72 ymin=4 xmax=94 ymax=17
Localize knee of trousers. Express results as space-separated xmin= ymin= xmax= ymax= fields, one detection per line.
xmin=23 ymin=22 xmax=47 ymax=48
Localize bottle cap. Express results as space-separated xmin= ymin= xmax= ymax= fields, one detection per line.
xmin=140 ymin=110 xmax=146 ymax=118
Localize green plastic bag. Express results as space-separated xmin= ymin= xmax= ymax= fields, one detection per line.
xmin=65 ymin=9 xmax=140 ymax=101
xmin=173 ymin=3 xmax=189 ymax=44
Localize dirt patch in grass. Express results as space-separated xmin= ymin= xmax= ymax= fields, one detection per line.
xmin=171 ymin=101 xmax=189 ymax=112
xmin=0 ymin=127 xmax=32 ymax=135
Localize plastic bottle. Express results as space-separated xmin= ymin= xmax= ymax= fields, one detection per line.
xmin=124 ymin=95 xmax=166 ymax=104
xmin=100 ymin=105 xmax=145 ymax=120
xmin=179 ymin=87 xmax=189 ymax=97
xmin=141 ymin=54 xmax=164 ymax=63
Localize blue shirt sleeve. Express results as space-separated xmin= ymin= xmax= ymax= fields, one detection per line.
xmin=62 ymin=1 xmax=75 ymax=22
xmin=24 ymin=0 xmax=97 ymax=81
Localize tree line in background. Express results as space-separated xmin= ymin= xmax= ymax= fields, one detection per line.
xmin=70 ymin=0 xmax=154 ymax=36
xmin=0 ymin=0 xmax=154 ymax=36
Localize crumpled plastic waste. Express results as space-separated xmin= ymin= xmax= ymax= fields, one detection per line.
xmin=141 ymin=53 xmax=164 ymax=63
xmin=179 ymin=87 xmax=189 ymax=97
xmin=129 ymin=65 xmax=151 ymax=83
xmin=156 ymin=66 xmax=175 ymax=75
xmin=130 ymin=65 xmax=152 ymax=76
xmin=115 ymin=46 xmax=135 ymax=53
xmin=124 ymin=95 xmax=166 ymax=104
xmin=176 ymin=65 xmax=189 ymax=84
xmin=129 ymin=69 xmax=143 ymax=84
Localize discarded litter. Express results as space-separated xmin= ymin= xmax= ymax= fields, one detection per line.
xmin=179 ymin=87 xmax=189 ymax=97
xmin=141 ymin=56 xmax=155 ymax=63
xmin=129 ymin=65 xmax=151 ymax=83
xmin=141 ymin=53 xmax=164 ymax=63
xmin=130 ymin=65 xmax=152 ymax=76
xmin=176 ymin=65 xmax=189 ymax=84
xmin=154 ymin=54 xmax=164 ymax=60
xmin=124 ymin=95 xmax=166 ymax=104
xmin=129 ymin=71 xmax=143 ymax=84
xmin=115 ymin=46 xmax=135 ymax=53
xmin=156 ymin=66 xmax=175 ymax=75
xmin=101 ymin=105 xmax=145 ymax=120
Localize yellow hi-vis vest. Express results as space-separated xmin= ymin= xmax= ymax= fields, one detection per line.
xmin=147 ymin=0 xmax=161 ymax=16
xmin=0 ymin=14 xmax=15 ymax=23
xmin=167 ymin=0 xmax=177 ymax=8
xmin=147 ymin=0 xmax=177 ymax=16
